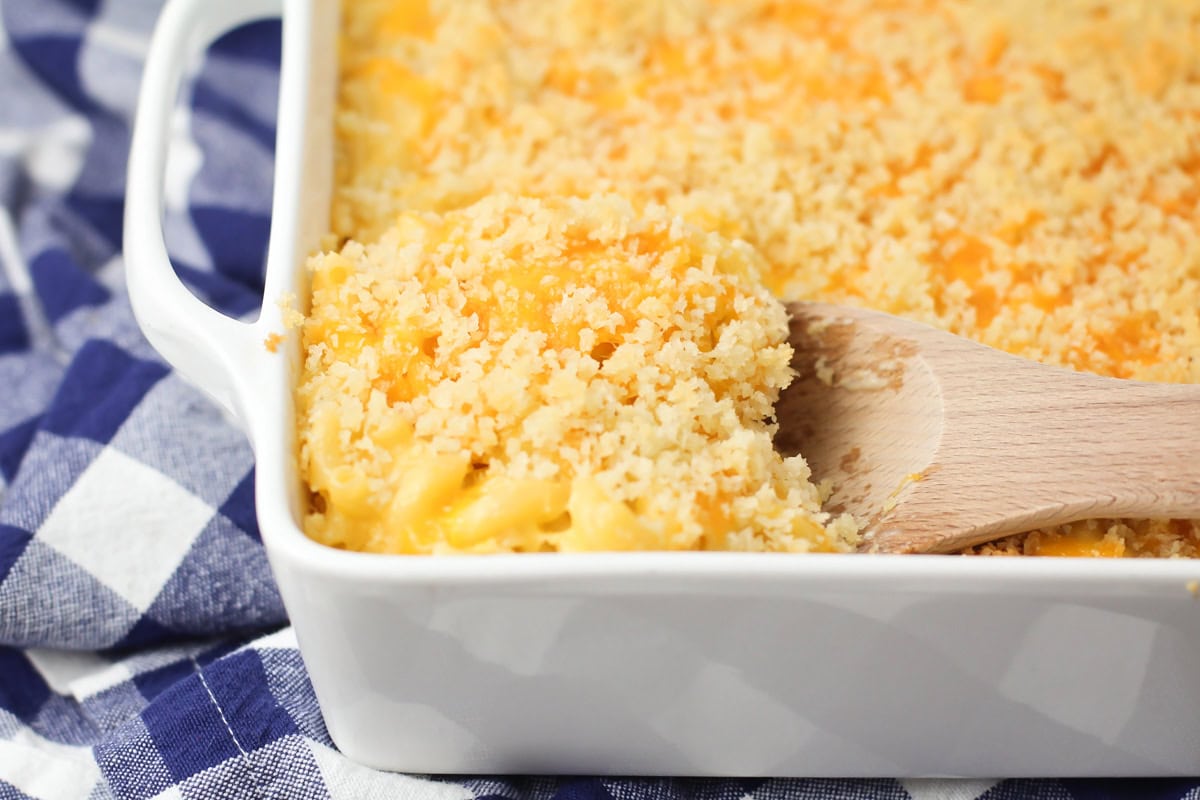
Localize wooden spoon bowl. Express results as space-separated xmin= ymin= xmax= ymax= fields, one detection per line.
xmin=775 ymin=302 xmax=1200 ymax=554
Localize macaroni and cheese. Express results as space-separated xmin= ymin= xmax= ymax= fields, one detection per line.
xmin=298 ymin=195 xmax=853 ymax=553
xmin=302 ymin=0 xmax=1200 ymax=557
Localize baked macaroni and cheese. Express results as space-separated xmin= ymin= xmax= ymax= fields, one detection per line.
xmin=299 ymin=0 xmax=1200 ymax=556
xmin=299 ymin=195 xmax=854 ymax=553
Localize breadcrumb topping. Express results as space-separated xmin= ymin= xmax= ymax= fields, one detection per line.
xmin=315 ymin=0 xmax=1200 ymax=557
xmin=299 ymin=195 xmax=851 ymax=553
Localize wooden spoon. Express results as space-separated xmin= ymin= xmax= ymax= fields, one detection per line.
xmin=774 ymin=302 xmax=1200 ymax=554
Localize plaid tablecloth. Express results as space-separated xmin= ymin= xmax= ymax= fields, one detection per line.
xmin=0 ymin=1 xmax=1196 ymax=798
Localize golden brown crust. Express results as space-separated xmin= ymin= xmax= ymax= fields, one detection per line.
xmin=322 ymin=0 xmax=1200 ymax=557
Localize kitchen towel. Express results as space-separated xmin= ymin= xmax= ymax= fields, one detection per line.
xmin=0 ymin=1 xmax=1195 ymax=798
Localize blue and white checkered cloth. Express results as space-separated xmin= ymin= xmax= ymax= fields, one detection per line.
xmin=0 ymin=2 xmax=1197 ymax=799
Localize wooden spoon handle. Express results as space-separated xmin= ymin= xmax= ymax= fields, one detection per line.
xmin=1040 ymin=379 xmax=1200 ymax=517
xmin=867 ymin=362 xmax=1200 ymax=554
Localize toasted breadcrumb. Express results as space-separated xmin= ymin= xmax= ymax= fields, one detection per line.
xmin=264 ymin=333 xmax=284 ymax=353
xmin=320 ymin=0 xmax=1200 ymax=557
xmin=968 ymin=519 xmax=1200 ymax=558
xmin=279 ymin=293 xmax=303 ymax=330
xmin=299 ymin=195 xmax=848 ymax=554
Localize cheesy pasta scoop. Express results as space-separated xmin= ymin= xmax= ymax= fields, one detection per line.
xmin=297 ymin=194 xmax=854 ymax=554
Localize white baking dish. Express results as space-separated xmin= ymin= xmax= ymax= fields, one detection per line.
xmin=124 ymin=0 xmax=1200 ymax=777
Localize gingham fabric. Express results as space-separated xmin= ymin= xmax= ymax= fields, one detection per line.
xmin=0 ymin=2 xmax=1196 ymax=799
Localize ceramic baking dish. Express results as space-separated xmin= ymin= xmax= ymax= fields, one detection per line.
xmin=124 ymin=0 xmax=1200 ymax=777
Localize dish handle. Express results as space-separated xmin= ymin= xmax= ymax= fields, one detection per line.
xmin=124 ymin=0 xmax=284 ymax=422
